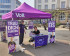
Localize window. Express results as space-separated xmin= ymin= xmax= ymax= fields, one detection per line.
xmin=45 ymin=0 xmax=48 ymax=3
xmin=52 ymin=0 xmax=55 ymax=2
xmin=0 ymin=0 xmax=11 ymax=3
xmin=38 ymin=5 xmax=41 ymax=9
xmin=45 ymin=5 xmax=48 ymax=9
xmin=0 ymin=5 xmax=11 ymax=8
xmin=52 ymin=4 xmax=55 ymax=9
xmin=16 ymin=1 xmax=21 ymax=5
xmin=61 ymin=1 xmax=65 ymax=8
xmin=0 ymin=10 xmax=11 ymax=13
xmin=38 ymin=0 xmax=41 ymax=3
xmin=59 ymin=13 xmax=65 ymax=20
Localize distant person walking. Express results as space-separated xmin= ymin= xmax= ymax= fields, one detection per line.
xmin=19 ymin=21 xmax=26 ymax=45
xmin=43 ymin=20 xmax=47 ymax=30
xmin=69 ymin=23 xmax=70 ymax=31
xmin=67 ymin=21 xmax=69 ymax=28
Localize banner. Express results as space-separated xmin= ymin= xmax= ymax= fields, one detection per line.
xmin=48 ymin=32 xmax=55 ymax=43
xmin=7 ymin=21 xmax=19 ymax=37
xmin=28 ymin=21 xmax=34 ymax=29
xmin=7 ymin=21 xmax=19 ymax=53
xmin=0 ymin=21 xmax=5 ymax=31
xmin=35 ymin=35 xmax=48 ymax=48
xmin=48 ymin=21 xmax=55 ymax=43
xmin=48 ymin=21 xmax=55 ymax=32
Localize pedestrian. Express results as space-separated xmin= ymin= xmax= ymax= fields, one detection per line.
xmin=43 ymin=20 xmax=47 ymax=30
xmin=67 ymin=21 xmax=69 ymax=28
xmin=69 ymin=23 xmax=70 ymax=31
xmin=19 ymin=21 xmax=26 ymax=46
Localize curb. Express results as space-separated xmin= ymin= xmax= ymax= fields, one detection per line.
xmin=56 ymin=39 xmax=70 ymax=45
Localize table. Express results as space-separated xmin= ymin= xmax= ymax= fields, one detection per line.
xmin=34 ymin=35 xmax=48 ymax=48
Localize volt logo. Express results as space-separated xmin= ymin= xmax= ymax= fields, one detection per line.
xmin=16 ymin=13 xmax=25 ymax=17
xmin=48 ymin=22 xmax=55 ymax=27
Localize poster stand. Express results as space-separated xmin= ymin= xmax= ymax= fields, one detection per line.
xmin=48 ymin=21 xmax=55 ymax=43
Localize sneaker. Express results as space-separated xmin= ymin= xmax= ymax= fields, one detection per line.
xmin=23 ymin=48 xmax=26 ymax=50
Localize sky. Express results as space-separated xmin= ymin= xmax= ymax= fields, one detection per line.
xmin=19 ymin=0 xmax=34 ymax=7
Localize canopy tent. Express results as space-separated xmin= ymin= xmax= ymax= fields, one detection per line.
xmin=2 ymin=2 xmax=52 ymax=20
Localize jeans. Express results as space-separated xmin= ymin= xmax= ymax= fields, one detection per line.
xmin=19 ymin=33 xmax=24 ymax=44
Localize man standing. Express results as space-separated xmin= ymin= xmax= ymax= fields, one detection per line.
xmin=19 ymin=21 xmax=26 ymax=45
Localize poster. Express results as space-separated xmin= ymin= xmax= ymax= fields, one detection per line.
xmin=7 ymin=21 xmax=19 ymax=53
xmin=28 ymin=21 xmax=33 ymax=29
xmin=35 ymin=35 xmax=48 ymax=48
xmin=48 ymin=21 xmax=55 ymax=32
xmin=7 ymin=21 xmax=19 ymax=37
xmin=48 ymin=21 xmax=55 ymax=43
xmin=0 ymin=21 xmax=6 ymax=41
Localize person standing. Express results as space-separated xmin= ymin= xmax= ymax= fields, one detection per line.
xmin=43 ymin=20 xmax=47 ymax=30
xmin=69 ymin=23 xmax=70 ymax=31
xmin=19 ymin=21 xmax=26 ymax=45
xmin=67 ymin=21 xmax=69 ymax=28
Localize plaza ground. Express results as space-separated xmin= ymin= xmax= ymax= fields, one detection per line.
xmin=0 ymin=27 xmax=70 ymax=56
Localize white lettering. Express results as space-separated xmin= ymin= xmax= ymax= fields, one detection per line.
xmin=16 ymin=13 xmax=24 ymax=17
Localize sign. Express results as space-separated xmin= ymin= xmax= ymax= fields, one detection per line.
xmin=12 ymin=12 xmax=25 ymax=18
xmin=0 ymin=21 xmax=5 ymax=31
xmin=7 ymin=21 xmax=19 ymax=37
xmin=15 ymin=13 xmax=25 ymax=17
xmin=48 ymin=21 xmax=55 ymax=43
xmin=8 ymin=36 xmax=19 ymax=53
xmin=48 ymin=21 xmax=55 ymax=32
xmin=48 ymin=32 xmax=55 ymax=43
xmin=35 ymin=35 xmax=48 ymax=48
xmin=7 ymin=21 xmax=19 ymax=53
xmin=28 ymin=21 xmax=33 ymax=29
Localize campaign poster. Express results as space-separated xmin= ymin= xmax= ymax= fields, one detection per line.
xmin=48 ymin=32 xmax=55 ymax=43
xmin=0 ymin=21 xmax=6 ymax=41
xmin=28 ymin=21 xmax=34 ymax=29
xmin=7 ymin=21 xmax=19 ymax=37
xmin=35 ymin=35 xmax=48 ymax=48
xmin=48 ymin=21 xmax=55 ymax=43
xmin=48 ymin=21 xmax=55 ymax=32
xmin=7 ymin=21 xmax=19 ymax=53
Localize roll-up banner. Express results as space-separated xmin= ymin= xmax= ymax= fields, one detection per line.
xmin=48 ymin=21 xmax=55 ymax=43
xmin=7 ymin=20 xmax=19 ymax=53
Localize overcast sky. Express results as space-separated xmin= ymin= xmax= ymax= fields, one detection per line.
xmin=19 ymin=0 xmax=34 ymax=7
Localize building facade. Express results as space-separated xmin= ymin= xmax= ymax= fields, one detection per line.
xmin=34 ymin=0 xmax=70 ymax=24
xmin=0 ymin=0 xmax=21 ymax=20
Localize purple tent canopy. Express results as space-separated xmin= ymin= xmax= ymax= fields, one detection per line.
xmin=2 ymin=2 xmax=52 ymax=20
